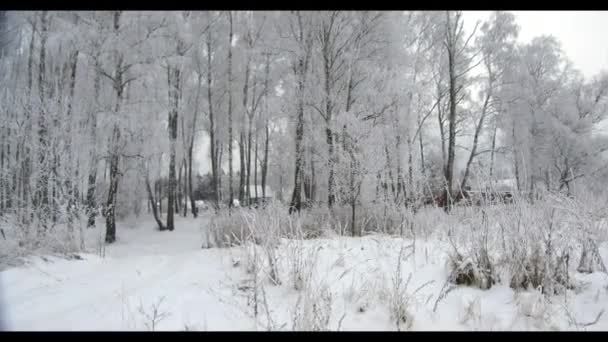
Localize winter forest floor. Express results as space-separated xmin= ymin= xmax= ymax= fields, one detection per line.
xmin=2 ymin=210 xmax=608 ymax=331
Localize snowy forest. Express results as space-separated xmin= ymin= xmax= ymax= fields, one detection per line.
xmin=2 ymin=11 xmax=608 ymax=331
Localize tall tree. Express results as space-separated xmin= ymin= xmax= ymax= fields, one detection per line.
xmin=282 ymin=11 xmax=315 ymax=213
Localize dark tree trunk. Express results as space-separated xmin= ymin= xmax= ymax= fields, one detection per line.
xmin=188 ymin=140 xmax=197 ymax=217
xmin=262 ymin=122 xmax=269 ymax=199
xmin=254 ymin=132 xmax=258 ymax=201
xmin=105 ymin=147 xmax=119 ymax=243
xmin=489 ymin=123 xmax=498 ymax=179
xmin=512 ymin=122 xmax=521 ymax=192
xmin=166 ymin=66 xmax=179 ymax=231
xmin=239 ymin=133 xmax=245 ymax=203
xmin=461 ymin=88 xmax=491 ymax=191
xmin=182 ymin=159 xmax=188 ymax=217
xmin=86 ymin=166 xmax=97 ymax=228
xmin=205 ymin=34 xmax=219 ymax=211
xmin=247 ymin=122 xmax=252 ymax=206
xmin=327 ymin=127 xmax=335 ymax=208
xmin=180 ymin=161 xmax=186 ymax=216
xmin=65 ymin=48 xmax=79 ymax=234
xmin=157 ymin=153 xmax=163 ymax=214
xmin=175 ymin=159 xmax=181 ymax=216
xmin=261 ymin=54 xmax=271 ymax=200
xmin=227 ymin=11 xmax=234 ymax=209
xmin=351 ymin=200 xmax=356 ymax=237
xmin=243 ymin=51 xmax=251 ymax=207
xmin=35 ymin=11 xmax=50 ymax=235
xmin=19 ymin=17 xmax=36 ymax=225
xmin=289 ymin=59 xmax=305 ymax=213
xmin=104 ymin=11 xmax=124 ymax=244
xmin=437 ymin=90 xmax=447 ymax=172
xmin=419 ymin=121 xmax=425 ymax=175
xmin=407 ymin=135 xmax=414 ymax=203
xmin=288 ymin=13 xmax=312 ymax=214
xmin=310 ymin=147 xmax=316 ymax=203
xmin=217 ymin=145 xmax=223 ymax=203
xmin=444 ymin=12 xmax=457 ymax=212
xmin=145 ymin=164 xmax=165 ymax=230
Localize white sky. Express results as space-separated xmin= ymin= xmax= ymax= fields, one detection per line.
xmin=464 ymin=11 xmax=608 ymax=79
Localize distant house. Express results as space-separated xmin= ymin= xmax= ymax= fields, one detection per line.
xmin=466 ymin=178 xmax=518 ymax=203
xmin=243 ymin=185 xmax=274 ymax=206
xmin=472 ymin=178 xmax=518 ymax=193
xmin=195 ymin=200 xmax=210 ymax=211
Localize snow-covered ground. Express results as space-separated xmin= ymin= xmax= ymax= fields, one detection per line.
xmin=2 ymin=213 xmax=608 ymax=331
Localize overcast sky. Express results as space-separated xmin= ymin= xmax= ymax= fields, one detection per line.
xmin=464 ymin=11 xmax=608 ymax=79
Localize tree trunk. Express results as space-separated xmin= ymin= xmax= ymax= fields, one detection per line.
xmin=35 ymin=10 xmax=50 ymax=235
xmin=254 ymin=132 xmax=258 ymax=201
xmin=166 ymin=66 xmax=179 ymax=231
xmin=419 ymin=120 xmax=425 ymax=175
xmin=179 ymin=115 xmax=187 ymax=218
xmin=104 ymin=11 xmax=124 ymax=244
xmin=262 ymin=122 xmax=269 ymax=199
xmin=217 ymin=145 xmax=223 ymax=203
xmin=437 ymin=89 xmax=447 ymax=172
xmin=205 ymin=34 xmax=219 ymax=211
xmin=243 ymin=50 xmax=251 ymax=206
xmin=489 ymin=122 xmax=498 ymax=179
xmin=289 ymin=58 xmax=306 ymax=214
xmin=239 ymin=133 xmax=245 ymax=203
xmin=289 ymin=14 xmax=312 ymax=214
xmin=327 ymin=127 xmax=335 ymax=208
xmin=183 ymin=159 xmax=187 ymax=216
xmin=157 ymin=154 xmax=162 ymax=214
xmin=407 ymin=134 xmax=414 ymax=203
xmin=65 ymin=49 xmax=79 ymax=236
xmin=310 ymin=146 xmax=316 ymax=203
xmin=323 ymin=48 xmax=335 ymax=208
xmin=104 ymin=146 xmax=119 ymax=243
xmin=188 ymin=140 xmax=197 ymax=217
xmin=444 ymin=12 xmax=457 ymax=212
xmin=512 ymin=122 xmax=521 ymax=192
xmin=145 ymin=163 xmax=165 ymax=230
xmin=188 ymin=73 xmax=200 ymax=218
xmin=227 ymin=11 xmax=234 ymax=209
xmin=175 ymin=159 xmax=181 ymax=216
xmin=247 ymin=121 xmax=252 ymax=206
xmin=384 ymin=143 xmax=396 ymax=200
xmin=461 ymin=88 xmax=491 ymax=191
xmin=349 ymin=149 xmax=357 ymax=237
xmin=19 ymin=17 xmax=36 ymax=225
xmin=351 ymin=200 xmax=356 ymax=237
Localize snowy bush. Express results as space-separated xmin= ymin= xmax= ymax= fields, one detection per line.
xmin=0 ymin=204 xmax=89 ymax=268
xmin=440 ymin=193 xmax=605 ymax=295
xmin=291 ymin=280 xmax=333 ymax=331
xmin=204 ymin=202 xmax=334 ymax=248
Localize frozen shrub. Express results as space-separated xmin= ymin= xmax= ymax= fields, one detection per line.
xmin=442 ymin=193 xmax=593 ymax=294
xmin=447 ymin=252 xmax=495 ymax=290
xmin=284 ymin=240 xmax=322 ymax=291
xmin=0 ymin=205 xmax=88 ymax=264
xmin=446 ymin=210 xmax=496 ymax=290
xmin=203 ymin=202 xmax=333 ymax=248
xmin=291 ymin=281 xmax=333 ymax=331
xmin=204 ymin=210 xmax=249 ymax=248
xmin=500 ymin=201 xmax=576 ymax=295
xmin=381 ymin=244 xmax=433 ymax=331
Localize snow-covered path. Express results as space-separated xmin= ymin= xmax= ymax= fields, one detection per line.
xmin=0 ymin=215 xmax=252 ymax=331
xmin=3 ymin=214 xmax=608 ymax=331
